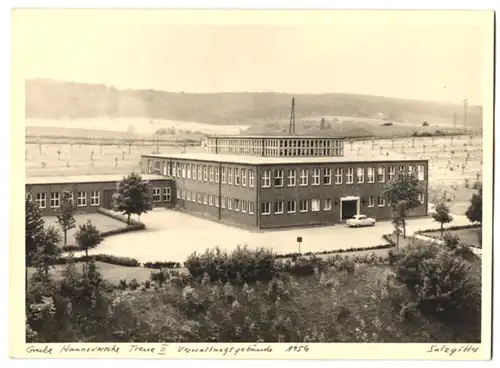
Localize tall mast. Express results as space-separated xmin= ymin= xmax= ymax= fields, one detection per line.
xmin=288 ymin=97 xmax=296 ymax=135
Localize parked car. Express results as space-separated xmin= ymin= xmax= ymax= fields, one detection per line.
xmin=346 ymin=214 xmax=376 ymax=227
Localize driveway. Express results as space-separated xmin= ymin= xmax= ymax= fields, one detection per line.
xmin=78 ymin=208 xmax=471 ymax=263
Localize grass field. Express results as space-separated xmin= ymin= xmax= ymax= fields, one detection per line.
xmin=424 ymin=227 xmax=481 ymax=248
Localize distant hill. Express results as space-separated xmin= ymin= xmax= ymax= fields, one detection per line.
xmin=25 ymin=79 xmax=482 ymax=128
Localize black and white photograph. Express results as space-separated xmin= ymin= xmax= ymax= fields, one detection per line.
xmin=8 ymin=7 xmax=494 ymax=360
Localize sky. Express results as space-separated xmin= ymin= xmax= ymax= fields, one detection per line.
xmin=12 ymin=10 xmax=492 ymax=104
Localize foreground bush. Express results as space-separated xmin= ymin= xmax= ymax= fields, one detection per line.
xmin=185 ymin=245 xmax=278 ymax=283
xmin=54 ymin=254 xmax=140 ymax=267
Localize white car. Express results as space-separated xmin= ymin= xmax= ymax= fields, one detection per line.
xmin=346 ymin=214 xmax=376 ymax=227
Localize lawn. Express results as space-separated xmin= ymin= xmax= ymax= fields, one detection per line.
xmin=44 ymin=213 xmax=126 ymax=246
xmin=424 ymin=227 xmax=481 ymax=247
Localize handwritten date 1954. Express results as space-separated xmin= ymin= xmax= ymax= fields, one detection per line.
xmin=285 ymin=345 xmax=310 ymax=353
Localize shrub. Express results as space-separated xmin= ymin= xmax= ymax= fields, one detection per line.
xmin=129 ymin=278 xmax=140 ymax=290
xmin=184 ymin=245 xmax=278 ymax=283
xmin=54 ymin=254 xmax=140 ymax=267
xmin=118 ymin=279 xmax=128 ymax=290
xmin=281 ymin=255 xmax=327 ymax=276
xmin=149 ymin=269 xmax=170 ymax=287
xmin=61 ymin=245 xmax=81 ymax=252
xmin=97 ymin=207 xmax=144 ymax=227
xmin=274 ymin=242 xmax=393 ymax=260
xmin=144 ymin=280 xmax=151 ymax=289
xmin=101 ymin=224 xmax=145 ymax=237
xmin=143 ymin=261 xmax=182 ymax=269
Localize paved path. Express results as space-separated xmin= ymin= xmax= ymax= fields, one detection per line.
xmin=76 ymin=208 xmax=471 ymax=263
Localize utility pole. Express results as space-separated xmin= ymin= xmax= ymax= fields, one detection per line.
xmin=288 ymin=97 xmax=296 ymax=135
xmin=463 ymin=98 xmax=468 ymax=130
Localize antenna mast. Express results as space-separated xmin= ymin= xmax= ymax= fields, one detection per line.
xmin=288 ymin=97 xmax=296 ymax=135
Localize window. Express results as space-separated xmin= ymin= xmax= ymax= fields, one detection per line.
xmin=377 ymin=167 xmax=385 ymax=183
xmin=191 ymin=164 xmax=196 ymax=179
xmin=287 ymin=200 xmax=296 ymax=213
xmin=335 ymin=168 xmax=343 ymax=184
xmin=299 ymin=200 xmax=308 ymax=212
xmin=274 ymin=201 xmax=284 ymax=214
xmin=176 ymin=163 xmax=181 ymax=177
xmin=203 ymin=194 xmax=208 ymax=204
xmin=186 ymin=191 xmax=191 ymax=201
xmin=367 ymin=167 xmax=375 ymax=183
xmin=197 ymin=193 xmax=202 ymax=203
xmin=153 ymin=188 xmax=161 ymax=202
xmin=368 ymin=196 xmax=375 ymax=208
xmin=324 ymin=198 xmax=332 ymax=211
xmin=203 ymin=165 xmax=208 ymax=181
xmin=166 ymin=162 xmax=172 ymax=176
xmin=323 ymin=168 xmax=332 ymax=185
xmin=90 ymin=191 xmax=100 ymax=206
xmin=222 ymin=167 xmax=227 ymax=183
xmin=181 ymin=190 xmax=186 ymax=200
xmin=418 ymin=193 xmax=424 ymax=204
xmin=221 ymin=197 xmax=226 ymax=208
xmin=181 ymin=164 xmax=186 ymax=178
xmin=228 ymin=168 xmax=233 ymax=184
xmin=357 ymin=168 xmax=364 ymax=183
xmin=249 ymin=170 xmax=255 ymax=187
xmin=311 ymin=199 xmax=320 ymax=212
xmin=241 ymin=169 xmax=247 ymax=186
xmin=287 ymin=169 xmax=296 ymax=186
xmin=186 ymin=164 xmax=191 ymax=179
xmin=148 ymin=160 xmax=153 ymax=174
xmin=249 ymin=202 xmax=255 ymax=214
xmin=228 ymin=198 xmax=233 ymax=210
xmin=346 ymin=168 xmax=354 ymax=184
xmin=176 ymin=189 xmax=181 ymax=199
xmin=241 ymin=200 xmax=246 ymax=213
xmin=408 ymin=166 xmax=414 ymax=176
xmin=388 ymin=166 xmax=396 ymax=181
xmin=312 ymin=168 xmax=320 ymax=186
xmin=209 ymin=195 xmax=214 ymax=206
xmin=215 ymin=167 xmax=220 ymax=183
xmin=261 ymin=169 xmax=271 ymax=187
xmin=36 ymin=193 xmax=46 ymax=208
xmin=417 ymin=165 xmax=425 ymax=181
xmin=163 ymin=187 xmax=171 ymax=201
xmin=261 ymin=202 xmax=271 ymax=215
xmin=274 ymin=169 xmax=284 ymax=187
xmin=50 ymin=192 xmax=60 ymax=208
xmin=234 ymin=168 xmax=240 ymax=185
xmin=209 ymin=166 xmax=214 ymax=182
xmin=300 ymin=169 xmax=308 ymax=186
xmin=76 ymin=191 xmax=87 ymax=207
xmin=377 ymin=195 xmax=386 ymax=207
xmin=197 ymin=165 xmax=202 ymax=180
xmin=66 ymin=192 xmax=74 ymax=204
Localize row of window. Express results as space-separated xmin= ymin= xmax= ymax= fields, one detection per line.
xmin=261 ymin=165 xmax=425 ymax=188
xmin=175 ymin=189 xmax=255 ymax=214
xmin=152 ymin=187 xmax=172 ymax=202
xmin=260 ymin=193 xmax=425 ymax=215
xmin=34 ymin=191 xmax=100 ymax=209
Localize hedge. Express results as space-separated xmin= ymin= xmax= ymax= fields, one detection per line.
xmin=143 ymin=261 xmax=182 ymax=269
xmin=416 ymin=224 xmax=481 ymax=234
xmin=101 ymin=223 xmax=145 ymax=237
xmin=54 ymin=254 xmax=141 ymax=267
xmin=97 ymin=207 xmax=144 ymax=226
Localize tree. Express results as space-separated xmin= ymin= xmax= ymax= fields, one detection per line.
xmin=75 ymin=220 xmax=103 ymax=258
xmin=56 ymin=191 xmax=76 ymax=246
xmin=112 ymin=172 xmax=153 ymax=225
xmin=432 ymin=203 xmax=454 ymax=237
xmin=384 ymin=171 xmax=424 ymax=212
xmin=465 ymin=183 xmax=482 ymax=224
xmin=320 ymin=117 xmax=326 ymax=130
xmin=392 ymin=200 xmax=410 ymax=239
xmin=391 ymin=214 xmax=404 ymax=246
xmin=25 ymin=193 xmax=45 ymax=267
xmin=32 ymin=226 xmax=63 ymax=276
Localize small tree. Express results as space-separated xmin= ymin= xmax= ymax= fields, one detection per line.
xmin=391 ymin=214 xmax=404 ymax=247
xmin=465 ymin=183 xmax=482 ymax=224
xmin=75 ymin=220 xmax=103 ymax=258
xmin=392 ymin=200 xmax=409 ymax=239
xmin=56 ymin=191 xmax=76 ymax=246
xmin=320 ymin=117 xmax=326 ymax=130
xmin=25 ymin=193 xmax=45 ymax=267
xmin=32 ymin=226 xmax=62 ymax=276
xmin=432 ymin=203 xmax=454 ymax=237
xmin=113 ymin=172 xmax=153 ymax=225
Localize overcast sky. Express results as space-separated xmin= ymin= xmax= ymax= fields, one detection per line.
xmin=13 ymin=10 xmax=491 ymax=104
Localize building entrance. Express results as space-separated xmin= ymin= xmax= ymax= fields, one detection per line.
xmin=340 ymin=196 xmax=360 ymax=221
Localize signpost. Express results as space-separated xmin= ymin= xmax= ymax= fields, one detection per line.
xmin=296 ymin=236 xmax=302 ymax=254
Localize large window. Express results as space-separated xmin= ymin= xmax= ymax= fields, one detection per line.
xmin=261 ymin=202 xmax=271 ymax=215
xmin=274 ymin=201 xmax=284 ymax=214
xmin=203 ymin=165 xmax=208 ymax=181
xmin=176 ymin=163 xmax=181 ymax=177
xmin=209 ymin=195 xmax=214 ymax=206
xmin=324 ymin=198 xmax=332 ymax=211
xmin=299 ymin=199 xmax=308 ymax=212
xmin=377 ymin=195 xmax=386 ymax=207
xmin=241 ymin=200 xmax=246 ymax=213
xmin=203 ymin=194 xmax=208 ymax=205
xmin=367 ymin=167 xmax=375 ymax=183
xmin=288 ymin=169 xmax=296 ymax=187
xmin=153 ymin=188 xmax=161 ymax=202
xmin=261 ymin=169 xmax=271 ymax=187
xmin=241 ymin=169 xmax=247 ymax=186
xmin=377 ymin=167 xmax=385 ymax=183
xmin=215 ymin=167 xmax=220 ymax=183
xmin=234 ymin=168 xmax=240 ymax=185
xmin=357 ymin=168 xmax=364 ymax=183
xmin=197 ymin=165 xmax=202 ymax=180
xmin=234 ymin=199 xmax=240 ymax=211
xmin=163 ymin=187 xmax=171 ymax=201
xmin=77 ymin=191 xmax=87 ymax=207
xmin=335 ymin=168 xmax=343 ymax=184
xmin=287 ymin=200 xmax=296 ymax=213
xmin=209 ymin=166 xmax=214 ymax=182
xmin=181 ymin=164 xmax=186 ymax=178
xmin=388 ymin=166 xmax=396 ymax=181
xmin=311 ymin=199 xmax=320 ymax=212
xmin=274 ymin=169 xmax=284 ymax=187
xmin=222 ymin=167 xmax=227 ymax=183
xmin=36 ymin=193 xmax=46 ymax=208
xmin=228 ymin=168 xmax=233 ymax=184
xmin=249 ymin=170 xmax=255 ymax=187
xmin=192 ymin=164 xmax=196 ymax=179
xmin=300 ymin=169 xmax=308 ymax=186
xmin=249 ymin=202 xmax=255 ymax=214
xmin=368 ymin=196 xmax=374 ymax=208
xmin=186 ymin=164 xmax=191 ymax=179
xmin=312 ymin=168 xmax=320 ymax=186
xmin=346 ymin=168 xmax=354 ymax=184
xmin=50 ymin=192 xmax=60 ymax=208
xmin=323 ymin=168 xmax=332 ymax=185
xmin=90 ymin=191 xmax=100 ymax=206
xmin=417 ymin=165 xmax=425 ymax=181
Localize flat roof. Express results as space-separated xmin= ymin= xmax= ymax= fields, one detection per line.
xmin=26 ymin=174 xmax=170 ymax=185
xmin=143 ymin=152 xmax=427 ymax=165
xmin=206 ymin=134 xmax=344 ymax=139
